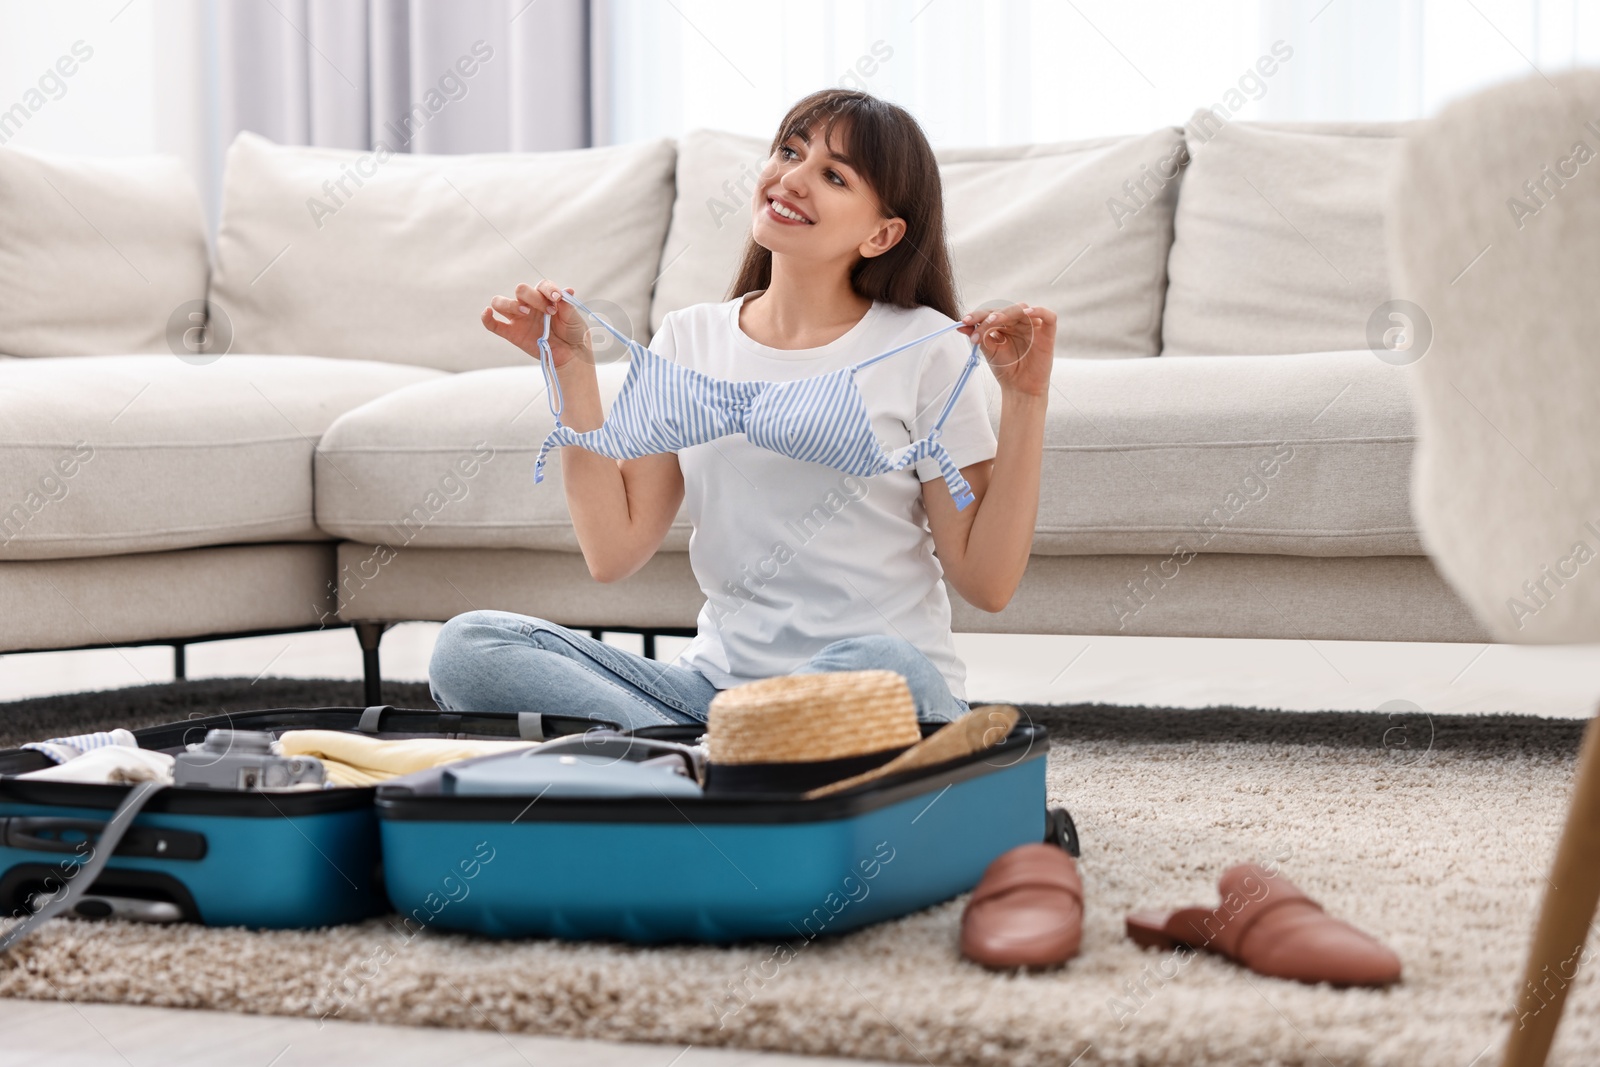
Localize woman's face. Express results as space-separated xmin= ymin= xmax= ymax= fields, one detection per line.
xmin=750 ymin=120 xmax=905 ymax=266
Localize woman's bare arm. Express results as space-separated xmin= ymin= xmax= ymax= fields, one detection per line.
xmin=924 ymin=302 xmax=1055 ymax=611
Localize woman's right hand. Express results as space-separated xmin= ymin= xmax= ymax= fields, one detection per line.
xmin=481 ymin=280 xmax=590 ymax=368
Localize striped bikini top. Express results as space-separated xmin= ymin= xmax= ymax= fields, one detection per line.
xmin=533 ymin=293 xmax=985 ymax=510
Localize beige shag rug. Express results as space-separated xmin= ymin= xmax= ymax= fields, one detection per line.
xmin=3 ymin=698 xmax=1597 ymax=1067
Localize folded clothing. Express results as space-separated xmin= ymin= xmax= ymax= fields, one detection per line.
xmin=22 ymin=728 xmax=140 ymax=766
xmin=442 ymin=750 xmax=703 ymax=798
xmin=18 ymin=745 xmax=175 ymax=785
xmin=277 ymin=730 xmax=540 ymax=787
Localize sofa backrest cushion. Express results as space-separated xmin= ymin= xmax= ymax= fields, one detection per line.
xmin=209 ymin=132 xmax=676 ymax=372
xmin=0 ymin=145 xmax=208 ymax=358
xmin=1160 ymin=110 xmax=1414 ymax=356
xmin=650 ymin=126 xmax=1186 ymax=359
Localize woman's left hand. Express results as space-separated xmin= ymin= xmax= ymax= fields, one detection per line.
xmin=959 ymin=302 xmax=1056 ymax=398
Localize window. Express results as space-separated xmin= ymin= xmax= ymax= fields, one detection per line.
xmin=602 ymin=0 xmax=1600 ymax=147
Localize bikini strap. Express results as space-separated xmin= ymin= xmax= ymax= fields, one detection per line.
xmin=852 ymin=319 xmax=969 ymax=370
xmin=852 ymin=317 xmax=986 ymax=432
xmin=536 ymin=291 xmax=649 ymax=425
xmin=851 ymin=317 xmax=984 ymax=509
xmin=930 ymin=340 xmax=984 ymax=432
xmin=929 ymin=436 xmax=977 ymax=511
xmin=536 ymin=313 xmax=564 ymax=424
xmin=556 ymin=291 xmax=638 ymax=352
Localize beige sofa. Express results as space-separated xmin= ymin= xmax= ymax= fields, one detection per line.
xmin=0 ymin=112 xmax=1487 ymax=701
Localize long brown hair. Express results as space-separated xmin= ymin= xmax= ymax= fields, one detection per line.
xmin=724 ymin=89 xmax=960 ymax=321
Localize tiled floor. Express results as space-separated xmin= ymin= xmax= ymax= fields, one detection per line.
xmin=2 ymin=629 xmax=1597 ymax=1065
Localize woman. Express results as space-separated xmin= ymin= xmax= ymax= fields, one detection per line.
xmin=429 ymin=88 xmax=1053 ymax=729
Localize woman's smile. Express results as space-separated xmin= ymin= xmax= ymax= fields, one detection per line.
xmin=765 ymin=195 xmax=814 ymax=224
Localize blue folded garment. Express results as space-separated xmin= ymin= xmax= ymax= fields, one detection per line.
xmin=441 ymin=751 xmax=703 ymax=798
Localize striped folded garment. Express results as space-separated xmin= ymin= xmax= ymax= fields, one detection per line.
xmin=22 ymin=728 xmax=141 ymax=766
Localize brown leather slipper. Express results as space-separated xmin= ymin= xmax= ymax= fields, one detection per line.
xmin=960 ymin=843 xmax=1083 ymax=969
xmin=1125 ymin=863 xmax=1402 ymax=987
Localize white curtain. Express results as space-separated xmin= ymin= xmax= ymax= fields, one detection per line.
xmin=214 ymin=0 xmax=592 ymax=153
xmin=9 ymin=0 xmax=1599 ymax=211
xmin=600 ymin=0 xmax=1600 ymax=148
xmin=142 ymin=0 xmax=595 ymax=229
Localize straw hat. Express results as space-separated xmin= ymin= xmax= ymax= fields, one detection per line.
xmin=704 ymin=670 xmax=1018 ymax=795
xmin=708 ymin=670 xmax=919 ymax=764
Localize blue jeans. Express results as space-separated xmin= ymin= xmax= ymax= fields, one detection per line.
xmin=427 ymin=610 xmax=968 ymax=731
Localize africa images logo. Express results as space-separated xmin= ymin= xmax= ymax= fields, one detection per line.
xmin=1366 ymin=299 xmax=1432 ymax=366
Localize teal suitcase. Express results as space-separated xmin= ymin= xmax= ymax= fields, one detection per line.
xmin=375 ymin=719 xmax=1070 ymax=943
xmin=0 ymin=705 xmax=609 ymax=931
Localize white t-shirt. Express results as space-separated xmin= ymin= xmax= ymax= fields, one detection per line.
xmin=649 ymin=291 xmax=999 ymax=700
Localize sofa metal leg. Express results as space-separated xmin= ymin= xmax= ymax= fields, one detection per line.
xmin=172 ymin=642 xmax=186 ymax=681
xmin=353 ymin=621 xmax=390 ymax=706
xmin=642 ymin=632 xmax=657 ymax=660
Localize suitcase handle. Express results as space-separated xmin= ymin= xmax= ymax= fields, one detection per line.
xmin=355 ymin=706 xmax=570 ymax=741
xmin=0 ymin=816 xmax=206 ymax=861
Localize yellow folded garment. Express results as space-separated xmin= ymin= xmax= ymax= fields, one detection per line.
xmin=277 ymin=730 xmax=539 ymax=787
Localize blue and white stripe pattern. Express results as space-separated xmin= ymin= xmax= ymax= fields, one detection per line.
xmin=23 ymin=727 xmax=140 ymax=766
xmin=533 ymin=293 xmax=983 ymax=510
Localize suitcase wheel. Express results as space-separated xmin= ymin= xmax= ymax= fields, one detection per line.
xmin=1044 ymin=805 xmax=1080 ymax=857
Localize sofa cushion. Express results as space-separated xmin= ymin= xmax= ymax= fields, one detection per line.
xmin=316 ymin=349 xmax=1420 ymax=559
xmin=0 ymin=145 xmax=208 ymax=358
xmin=208 ymin=132 xmax=676 ymax=372
xmin=0 ymin=355 xmax=442 ymax=560
xmin=1161 ymin=111 xmax=1411 ymax=356
xmin=1 ymin=544 xmax=338 ymax=652
xmin=314 ymin=362 xmax=686 ymax=554
xmin=1016 ymin=350 xmax=1421 ymax=556
xmin=650 ymin=127 xmax=1185 ymax=359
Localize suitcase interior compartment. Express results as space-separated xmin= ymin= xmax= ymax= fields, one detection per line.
xmin=0 ymin=706 xmax=618 ymax=929
xmin=375 ymin=721 xmax=1050 ymax=943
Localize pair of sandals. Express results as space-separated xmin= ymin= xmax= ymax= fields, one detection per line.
xmin=960 ymin=845 xmax=1402 ymax=986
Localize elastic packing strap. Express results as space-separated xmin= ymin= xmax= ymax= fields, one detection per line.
xmin=0 ymin=779 xmax=166 ymax=954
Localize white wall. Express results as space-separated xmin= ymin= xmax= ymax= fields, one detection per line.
xmin=0 ymin=0 xmax=156 ymax=155
xmin=0 ymin=0 xmax=217 ymax=224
